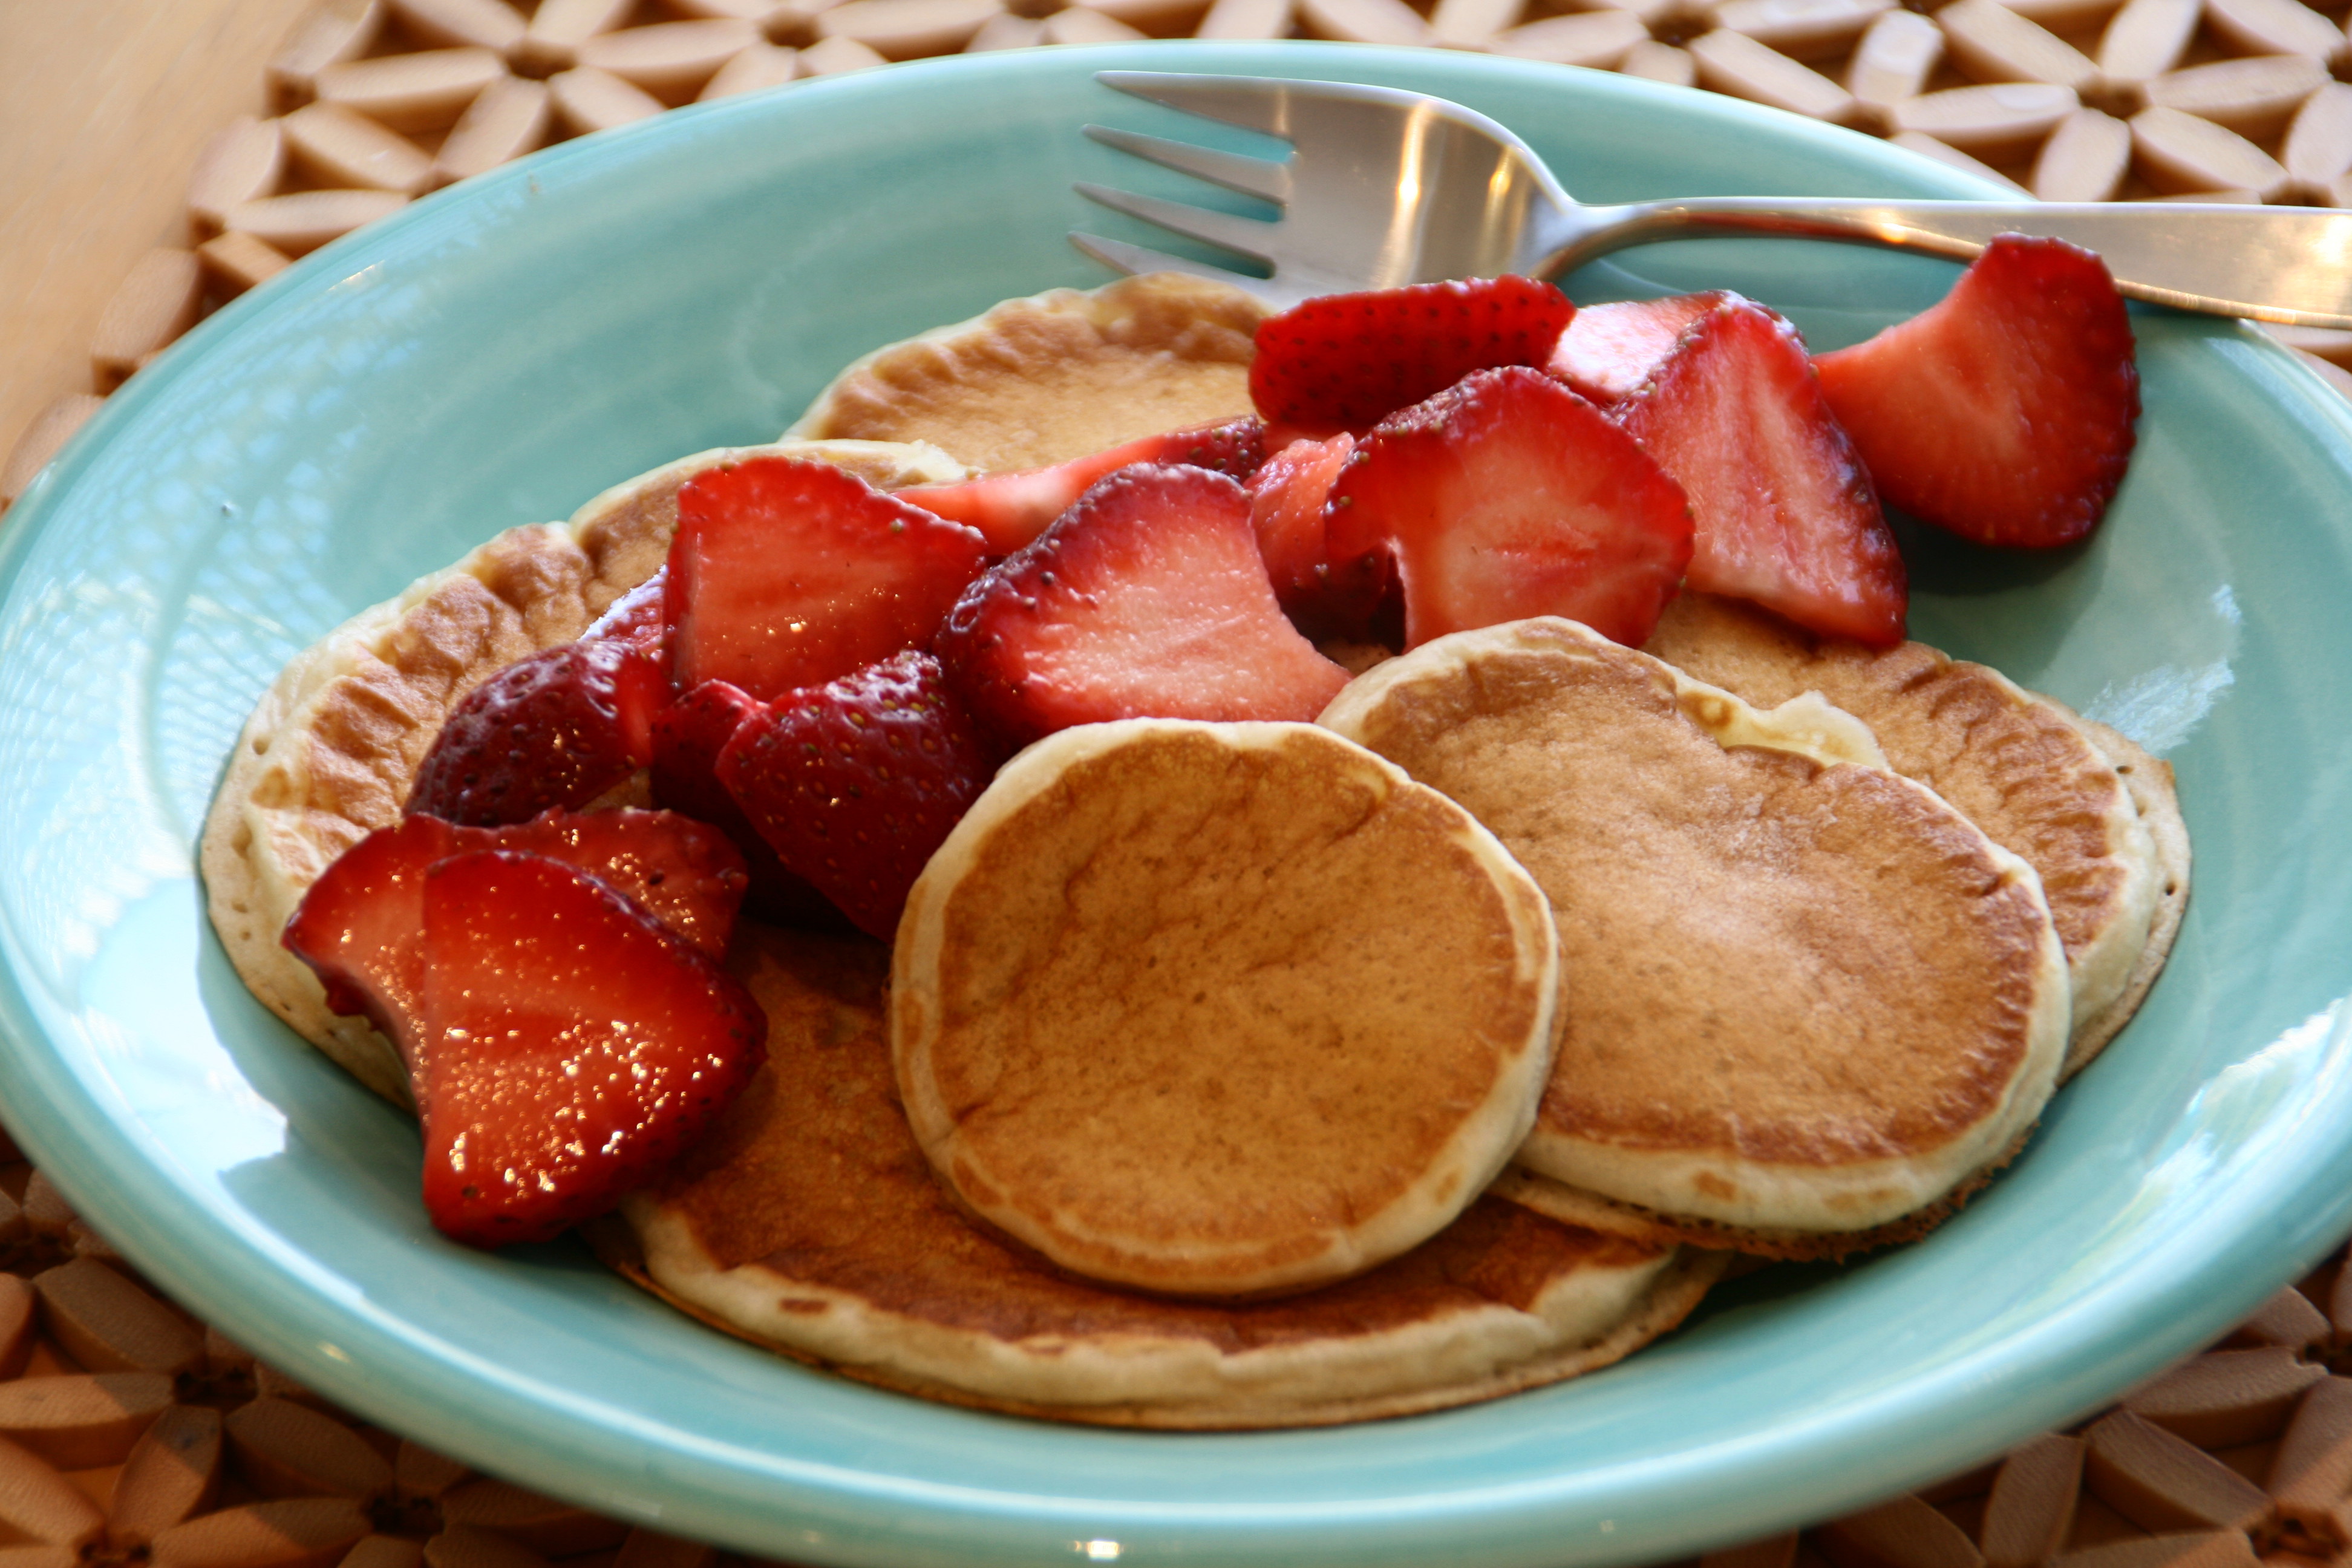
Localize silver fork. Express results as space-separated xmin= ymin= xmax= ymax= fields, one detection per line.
xmin=1073 ymin=71 xmax=2352 ymax=328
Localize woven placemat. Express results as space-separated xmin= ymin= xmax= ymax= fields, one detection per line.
xmin=0 ymin=3 xmax=2344 ymax=1564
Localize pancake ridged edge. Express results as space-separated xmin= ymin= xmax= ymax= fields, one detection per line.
xmin=1321 ymin=617 xmax=2072 ymax=1241
xmin=891 ymin=718 xmax=1564 ymax=1298
xmin=197 ymin=438 xmax=966 ymax=1105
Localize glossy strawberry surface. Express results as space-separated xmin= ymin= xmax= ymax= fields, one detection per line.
xmin=1325 ymin=367 xmax=1694 ymax=649
xmin=717 ymin=650 xmax=998 ymax=941
xmin=415 ymin=850 xmax=766 ymax=1248
xmin=406 ymin=640 xmax=665 ymax=826
xmin=1619 ymin=299 xmax=1907 ymax=647
xmin=1249 ymin=276 xmax=1575 ymax=434
xmin=283 ymin=808 xmax=748 ymax=1068
xmin=935 ymin=464 xmax=1352 ymax=745
xmin=1814 ymin=235 xmax=2138 ymax=550
xmin=665 ymin=457 xmax=987 ymax=702
xmin=897 ymin=419 xmax=1265 ymax=555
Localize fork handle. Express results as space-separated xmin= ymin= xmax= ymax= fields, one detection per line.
xmin=1547 ymin=198 xmax=2352 ymax=329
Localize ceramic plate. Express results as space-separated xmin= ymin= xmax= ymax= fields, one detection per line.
xmin=3 ymin=41 xmax=2350 ymax=1568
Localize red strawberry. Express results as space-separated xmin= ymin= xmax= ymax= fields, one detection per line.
xmin=492 ymin=810 xmax=748 ymax=959
xmin=1250 ymin=276 xmax=1575 ymax=434
xmin=647 ymin=679 xmax=839 ymax=928
xmin=283 ymin=808 xmax=748 ymax=1067
xmin=1547 ymin=292 xmax=1729 ymax=405
xmin=1246 ymin=433 xmax=1380 ymax=638
xmin=1323 ymin=367 xmax=1693 ymax=650
xmin=896 ymin=419 xmax=1265 ymax=554
xmin=415 ymin=850 xmax=766 ymax=1247
xmin=583 ymin=566 xmax=668 ymax=652
xmin=1618 ymin=298 xmax=1907 ymax=647
xmin=1813 ymin=235 xmax=2138 ymax=549
xmin=406 ymin=640 xmax=665 ymax=826
xmin=717 ymin=650 xmax=998 ymax=941
xmin=935 ymin=465 xmax=1354 ymax=745
xmin=665 ymin=457 xmax=988 ymax=702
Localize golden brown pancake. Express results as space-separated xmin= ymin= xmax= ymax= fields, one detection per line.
xmin=199 ymin=439 xmax=964 ymax=1104
xmin=1644 ymin=593 xmax=2174 ymax=1077
xmin=1320 ymin=618 xmax=2072 ymax=1259
xmin=892 ymin=720 xmax=1562 ymax=1298
xmin=596 ymin=926 xmax=1726 ymax=1428
xmin=786 ymin=273 xmax=1265 ymax=472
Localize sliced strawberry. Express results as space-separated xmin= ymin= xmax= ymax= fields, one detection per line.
xmin=1618 ymin=299 xmax=1907 ymax=647
xmin=665 ymin=457 xmax=988 ymax=702
xmin=1323 ymin=366 xmax=1693 ymax=650
xmin=583 ymin=567 xmax=668 ymax=652
xmin=1249 ymin=276 xmax=1575 ymax=434
xmin=406 ymin=640 xmax=665 ymax=826
xmin=717 ymin=650 xmax=998 ymax=941
xmin=1247 ymin=433 xmax=1383 ymax=639
xmin=491 ymin=810 xmax=747 ymax=959
xmin=1547 ymin=292 xmax=1729 ymax=405
xmin=414 ymin=850 xmax=766 ymax=1247
xmin=648 ymin=680 xmax=845 ymax=929
xmin=936 ymin=465 xmax=1354 ymax=745
xmin=283 ymin=815 xmax=460 ymax=1065
xmin=283 ymin=808 xmax=746 ymax=1067
xmin=895 ymin=419 xmax=1265 ymax=555
xmin=1813 ymin=235 xmax=2138 ymax=549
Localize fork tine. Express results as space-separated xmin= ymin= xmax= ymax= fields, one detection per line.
xmin=1067 ymin=232 xmax=1293 ymax=308
xmin=1094 ymin=70 xmax=1301 ymax=137
xmin=1083 ymin=125 xmax=1292 ymax=205
xmin=1074 ymin=181 xmax=1281 ymax=264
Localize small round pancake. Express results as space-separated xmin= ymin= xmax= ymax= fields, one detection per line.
xmin=786 ymin=273 xmax=1267 ymax=473
xmin=1320 ymin=618 xmax=2071 ymax=1253
xmin=596 ymin=926 xmax=1726 ymax=1428
xmin=892 ymin=719 xmax=1563 ymax=1298
xmin=1645 ymin=592 xmax=2171 ymax=1077
xmin=199 ymin=439 xmax=963 ymax=1105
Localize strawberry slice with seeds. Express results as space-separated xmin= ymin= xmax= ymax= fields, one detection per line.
xmin=935 ymin=464 xmax=1354 ymax=745
xmin=1247 ymin=432 xmax=1380 ymax=639
xmin=1324 ymin=366 xmax=1694 ymax=650
xmin=1813 ymin=235 xmax=2138 ymax=549
xmin=406 ymin=640 xmax=665 ymax=826
xmin=1547 ymin=292 xmax=1729 ymax=405
xmin=1250 ymin=276 xmax=1575 ymax=434
xmin=1618 ymin=298 xmax=1907 ymax=647
xmin=283 ymin=809 xmax=748 ymax=1068
xmin=648 ymin=679 xmax=843 ymax=929
xmin=665 ymin=457 xmax=988 ymax=702
xmin=717 ymin=650 xmax=999 ymax=941
xmin=896 ymin=419 xmax=1266 ymax=555
xmin=415 ymin=849 xmax=766 ymax=1247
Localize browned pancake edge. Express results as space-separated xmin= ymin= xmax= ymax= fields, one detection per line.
xmin=610 ymin=926 xmax=1716 ymax=1428
xmin=1321 ymin=617 xmax=2071 ymax=1240
xmin=892 ymin=719 xmax=1563 ymax=1299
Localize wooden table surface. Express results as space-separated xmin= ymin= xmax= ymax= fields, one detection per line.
xmin=0 ymin=0 xmax=315 ymax=483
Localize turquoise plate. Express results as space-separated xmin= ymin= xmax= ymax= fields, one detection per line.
xmin=2 ymin=40 xmax=2348 ymax=1568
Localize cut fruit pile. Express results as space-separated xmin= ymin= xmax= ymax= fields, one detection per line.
xmin=283 ymin=241 xmax=2138 ymax=1251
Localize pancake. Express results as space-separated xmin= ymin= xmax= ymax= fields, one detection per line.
xmin=892 ymin=719 xmax=1562 ymax=1299
xmin=199 ymin=438 xmax=964 ymax=1105
xmin=594 ymin=925 xmax=1726 ymax=1428
xmin=1319 ymin=617 xmax=2073 ymax=1259
xmin=786 ymin=273 xmax=1266 ymax=473
xmin=1645 ymin=592 xmax=2178 ymax=1078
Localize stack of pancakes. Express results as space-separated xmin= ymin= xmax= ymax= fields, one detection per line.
xmin=201 ymin=275 xmax=2187 ymax=1427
